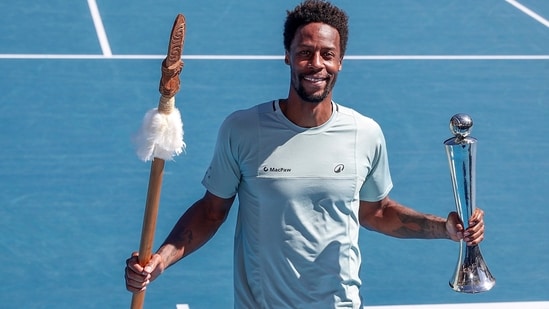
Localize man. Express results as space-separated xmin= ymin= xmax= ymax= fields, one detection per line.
xmin=125 ymin=1 xmax=485 ymax=308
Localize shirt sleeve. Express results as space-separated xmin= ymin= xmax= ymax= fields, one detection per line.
xmin=201 ymin=113 xmax=242 ymax=199
xmin=359 ymin=122 xmax=393 ymax=202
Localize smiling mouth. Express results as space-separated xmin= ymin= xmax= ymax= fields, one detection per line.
xmin=302 ymin=75 xmax=327 ymax=83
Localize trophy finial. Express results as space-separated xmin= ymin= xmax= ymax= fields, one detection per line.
xmin=449 ymin=113 xmax=473 ymax=139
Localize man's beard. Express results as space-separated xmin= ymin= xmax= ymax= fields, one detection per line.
xmin=294 ymin=74 xmax=337 ymax=103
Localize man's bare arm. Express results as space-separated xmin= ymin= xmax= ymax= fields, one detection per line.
xmin=359 ymin=196 xmax=449 ymax=239
xmin=157 ymin=191 xmax=235 ymax=269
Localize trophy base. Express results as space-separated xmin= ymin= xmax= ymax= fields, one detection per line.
xmin=450 ymin=280 xmax=495 ymax=293
xmin=449 ymin=245 xmax=496 ymax=293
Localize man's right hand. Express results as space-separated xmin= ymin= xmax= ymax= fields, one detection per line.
xmin=125 ymin=252 xmax=164 ymax=293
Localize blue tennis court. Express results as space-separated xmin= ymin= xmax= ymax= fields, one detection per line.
xmin=0 ymin=0 xmax=548 ymax=308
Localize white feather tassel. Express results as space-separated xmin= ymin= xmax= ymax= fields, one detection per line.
xmin=134 ymin=98 xmax=185 ymax=162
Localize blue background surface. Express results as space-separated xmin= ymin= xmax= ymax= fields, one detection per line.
xmin=0 ymin=1 xmax=547 ymax=308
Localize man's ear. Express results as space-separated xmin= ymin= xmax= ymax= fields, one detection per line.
xmin=284 ymin=51 xmax=290 ymax=65
xmin=338 ymin=57 xmax=343 ymax=71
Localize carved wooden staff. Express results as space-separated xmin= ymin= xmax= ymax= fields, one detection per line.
xmin=131 ymin=14 xmax=186 ymax=309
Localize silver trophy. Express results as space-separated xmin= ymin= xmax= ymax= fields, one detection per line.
xmin=444 ymin=113 xmax=495 ymax=293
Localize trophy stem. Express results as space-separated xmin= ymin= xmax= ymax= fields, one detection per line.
xmin=444 ymin=114 xmax=495 ymax=293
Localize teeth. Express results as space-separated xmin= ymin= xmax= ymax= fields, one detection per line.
xmin=304 ymin=76 xmax=324 ymax=82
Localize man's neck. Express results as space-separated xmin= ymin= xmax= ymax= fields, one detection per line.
xmin=279 ymin=94 xmax=333 ymax=128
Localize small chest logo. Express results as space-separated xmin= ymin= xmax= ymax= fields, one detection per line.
xmin=334 ymin=164 xmax=345 ymax=173
xmin=263 ymin=165 xmax=292 ymax=173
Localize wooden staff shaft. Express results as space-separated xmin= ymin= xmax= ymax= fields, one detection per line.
xmin=131 ymin=158 xmax=166 ymax=309
xmin=130 ymin=13 xmax=185 ymax=308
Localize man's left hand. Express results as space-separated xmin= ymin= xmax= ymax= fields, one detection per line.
xmin=446 ymin=208 xmax=485 ymax=246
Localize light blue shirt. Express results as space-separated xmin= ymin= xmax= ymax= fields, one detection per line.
xmin=202 ymin=100 xmax=393 ymax=308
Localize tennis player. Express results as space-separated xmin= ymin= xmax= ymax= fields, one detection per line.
xmin=125 ymin=1 xmax=485 ymax=308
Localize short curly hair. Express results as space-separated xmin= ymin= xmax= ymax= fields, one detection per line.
xmin=283 ymin=0 xmax=349 ymax=57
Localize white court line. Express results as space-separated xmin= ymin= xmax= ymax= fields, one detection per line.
xmin=0 ymin=54 xmax=548 ymax=60
xmin=506 ymin=0 xmax=549 ymax=28
xmin=176 ymin=301 xmax=549 ymax=309
xmin=362 ymin=301 xmax=549 ymax=309
xmin=343 ymin=55 xmax=549 ymax=60
xmin=86 ymin=0 xmax=112 ymax=57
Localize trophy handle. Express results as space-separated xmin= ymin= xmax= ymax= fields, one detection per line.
xmin=444 ymin=114 xmax=495 ymax=293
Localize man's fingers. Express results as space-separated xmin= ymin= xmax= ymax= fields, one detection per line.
xmin=462 ymin=208 xmax=485 ymax=245
xmin=142 ymin=253 xmax=162 ymax=274
xmin=469 ymin=208 xmax=485 ymax=225
xmin=125 ymin=252 xmax=154 ymax=293
xmin=126 ymin=264 xmax=151 ymax=281
xmin=465 ymin=220 xmax=485 ymax=245
xmin=125 ymin=270 xmax=150 ymax=292
xmin=125 ymin=252 xmax=164 ymax=294
xmin=126 ymin=252 xmax=144 ymax=274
